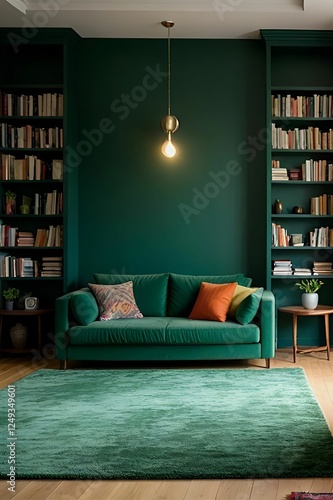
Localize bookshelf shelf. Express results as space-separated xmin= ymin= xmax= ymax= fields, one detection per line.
xmin=272 ymin=149 xmax=333 ymax=154
xmin=272 ymin=181 xmax=333 ymax=185
xmin=0 ymin=277 xmax=63 ymax=281
xmin=1 ymin=180 xmax=63 ymax=184
xmin=272 ymin=246 xmax=333 ymax=250
xmin=0 ymin=116 xmax=63 ymax=121
xmin=0 ymin=148 xmax=62 ymax=153
xmin=0 ymin=214 xmax=63 ymax=218
xmin=271 ymin=214 xmax=333 ymax=218
xmin=271 ymin=275 xmax=333 ymax=279
xmin=0 ymin=246 xmax=63 ymax=250
xmin=272 ymin=86 xmax=333 ymax=92
xmin=272 ymin=117 xmax=333 ymax=122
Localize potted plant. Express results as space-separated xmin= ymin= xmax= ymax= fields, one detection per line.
xmin=295 ymin=278 xmax=324 ymax=310
xmin=2 ymin=288 xmax=20 ymax=311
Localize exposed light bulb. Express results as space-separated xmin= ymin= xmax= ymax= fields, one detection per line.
xmin=161 ymin=138 xmax=176 ymax=158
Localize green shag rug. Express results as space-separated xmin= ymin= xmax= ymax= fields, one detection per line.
xmin=1 ymin=367 xmax=333 ymax=479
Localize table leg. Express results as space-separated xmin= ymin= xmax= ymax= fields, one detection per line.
xmin=324 ymin=313 xmax=330 ymax=361
xmin=0 ymin=315 xmax=2 ymax=350
xmin=292 ymin=314 xmax=298 ymax=363
xmin=37 ymin=315 xmax=42 ymax=353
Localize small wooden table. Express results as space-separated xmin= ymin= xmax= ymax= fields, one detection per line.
xmin=0 ymin=309 xmax=53 ymax=354
xmin=278 ymin=305 xmax=333 ymax=363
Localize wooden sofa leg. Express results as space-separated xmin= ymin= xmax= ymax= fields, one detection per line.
xmin=265 ymin=358 xmax=271 ymax=369
xmin=60 ymin=359 xmax=67 ymax=370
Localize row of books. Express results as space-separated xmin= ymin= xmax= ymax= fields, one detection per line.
xmin=34 ymin=191 xmax=63 ymax=215
xmin=1 ymin=155 xmax=63 ymax=180
xmin=0 ymin=254 xmax=62 ymax=277
xmin=271 ymin=124 xmax=333 ymax=150
xmin=272 ymin=223 xmax=333 ymax=247
xmin=271 ymin=93 xmax=333 ymax=118
xmin=302 ymin=159 xmax=333 ymax=182
xmin=310 ymin=194 xmax=333 ymax=215
xmin=0 ymin=91 xmax=63 ymax=117
xmin=0 ymin=225 xmax=63 ymax=247
xmin=309 ymin=226 xmax=333 ymax=247
xmin=272 ymin=260 xmax=333 ymax=276
xmin=0 ymin=124 xmax=63 ymax=149
xmin=4 ymin=191 xmax=63 ymax=215
xmin=272 ymin=159 xmax=333 ymax=182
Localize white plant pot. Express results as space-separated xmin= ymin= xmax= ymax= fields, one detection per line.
xmin=302 ymin=293 xmax=318 ymax=310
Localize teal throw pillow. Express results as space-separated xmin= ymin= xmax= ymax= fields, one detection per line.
xmin=71 ymin=288 xmax=99 ymax=326
xmin=236 ymin=287 xmax=264 ymax=325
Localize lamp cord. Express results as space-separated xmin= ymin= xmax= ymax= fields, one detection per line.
xmin=167 ymin=26 xmax=171 ymax=116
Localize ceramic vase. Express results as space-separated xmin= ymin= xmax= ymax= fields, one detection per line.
xmin=5 ymin=301 xmax=14 ymax=311
xmin=10 ymin=323 xmax=28 ymax=349
xmin=302 ymin=293 xmax=318 ymax=310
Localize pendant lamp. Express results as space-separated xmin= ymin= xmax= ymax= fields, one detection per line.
xmin=161 ymin=21 xmax=179 ymax=158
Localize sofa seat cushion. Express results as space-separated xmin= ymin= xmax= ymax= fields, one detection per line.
xmin=68 ymin=317 xmax=260 ymax=346
xmin=93 ymin=273 xmax=168 ymax=317
xmin=166 ymin=318 xmax=260 ymax=344
xmin=167 ymin=273 xmax=252 ymax=317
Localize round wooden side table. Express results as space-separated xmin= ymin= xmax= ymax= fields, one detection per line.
xmin=0 ymin=309 xmax=53 ymax=354
xmin=278 ymin=305 xmax=333 ymax=363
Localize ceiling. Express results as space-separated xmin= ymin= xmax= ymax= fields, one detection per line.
xmin=1 ymin=0 xmax=333 ymax=39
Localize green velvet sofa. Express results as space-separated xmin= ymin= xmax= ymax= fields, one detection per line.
xmin=55 ymin=273 xmax=276 ymax=369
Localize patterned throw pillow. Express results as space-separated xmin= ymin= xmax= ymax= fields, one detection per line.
xmin=88 ymin=281 xmax=143 ymax=320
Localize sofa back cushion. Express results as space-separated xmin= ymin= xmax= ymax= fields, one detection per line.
xmin=93 ymin=273 xmax=169 ymax=317
xmin=167 ymin=273 xmax=252 ymax=317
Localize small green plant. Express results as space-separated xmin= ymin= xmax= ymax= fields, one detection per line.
xmin=5 ymin=190 xmax=16 ymax=200
xmin=295 ymin=279 xmax=324 ymax=293
xmin=2 ymin=288 xmax=20 ymax=301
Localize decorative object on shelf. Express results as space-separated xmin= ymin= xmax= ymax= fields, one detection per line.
xmin=16 ymin=291 xmax=33 ymax=310
xmin=20 ymin=204 xmax=30 ymax=214
xmin=274 ymin=198 xmax=283 ymax=214
xmin=10 ymin=322 xmax=28 ymax=349
xmin=295 ymin=279 xmax=324 ymax=310
xmin=160 ymin=20 xmax=179 ymax=159
xmin=2 ymin=287 xmax=20 ymax=311
xmin=5 ymin=190 xmax=16 ymax=215
xmin=24 ymin=296 xmax=39 ymax=310
xmin=292 ymin=206 xmax=303 ymax=214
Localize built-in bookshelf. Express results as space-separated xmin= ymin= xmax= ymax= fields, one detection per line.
xmin=262 ymin=30 xmax=333 ymax=348
xmin=0 ymin=85 xmax=64 ymax=293
xmin=0 ymin=28 xmax=80 ymax=310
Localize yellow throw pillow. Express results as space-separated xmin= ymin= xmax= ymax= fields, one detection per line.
xmin=228 ymin=285 xmax=259 ymax=319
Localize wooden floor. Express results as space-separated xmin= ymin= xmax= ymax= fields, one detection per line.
xmin=1 ymin=350 xmax=333 ymax=500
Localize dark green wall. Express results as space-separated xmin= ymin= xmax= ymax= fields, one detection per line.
xmin=76 ymin=39 xmax=266 ymax=286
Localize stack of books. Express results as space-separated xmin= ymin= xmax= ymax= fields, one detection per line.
xmin=17 ymin=231 xmax=34 ymax=247
xmin=272 ymin=260 xmax=293 ymax=275
xmin=293 ymin=268 xmax=312 ymax=276
xmin=312 ymin=262 xmax=333 ymax=275
xmin=272 ymin=167 xmax=289 ymax=181
xmin=41 ymin=256 xmax=62 ymax=277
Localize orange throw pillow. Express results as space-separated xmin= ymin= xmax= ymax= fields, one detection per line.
xmin=188 ymin=282 xmax=237 ymax=322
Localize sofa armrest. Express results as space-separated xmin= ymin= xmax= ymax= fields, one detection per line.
xmin=55 ymin=289 xmax=80 ymax=360
xmin=258 ymin=290 xmax=276 ymax=359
